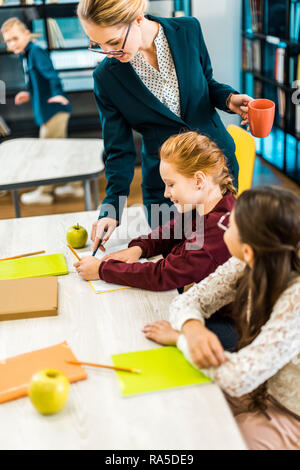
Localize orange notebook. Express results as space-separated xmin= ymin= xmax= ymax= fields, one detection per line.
xmin=0 ymin=342 xmax=87 ymax=404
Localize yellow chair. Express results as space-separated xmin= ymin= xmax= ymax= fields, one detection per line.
xmin=227 ymin=124 xmax=256 ymax=194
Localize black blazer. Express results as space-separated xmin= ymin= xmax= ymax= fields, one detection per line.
xmin=93 ymin=15 xmax=239 ymax=222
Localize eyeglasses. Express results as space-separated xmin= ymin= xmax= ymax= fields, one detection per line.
xmin=88 ymin=23 xmax=132 ymax=57
xmin=217 ymin=212 xmax=231 ymax=231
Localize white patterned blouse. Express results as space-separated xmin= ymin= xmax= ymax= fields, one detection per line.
xmin=170 ymin=256 xmax=300 ymax=417
xmin=130 ymin=23 xmax=181 ymax=118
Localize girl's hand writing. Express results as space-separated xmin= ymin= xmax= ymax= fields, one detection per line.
xmin=74 ymin=256 xmax=101 ymax=280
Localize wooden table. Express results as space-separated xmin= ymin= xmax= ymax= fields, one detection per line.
xmin=0 ymin=138 xmax=104 ymax=217
xmin=0 ymin=208 xmax=246 ymax=450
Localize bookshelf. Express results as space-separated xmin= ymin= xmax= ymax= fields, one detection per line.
xmin=0 ymin=0 xmax=192 ymax=138
xmin=242 ymin=0 xmax=300 ymax=185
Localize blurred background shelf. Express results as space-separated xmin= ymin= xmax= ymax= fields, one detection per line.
xmin=242 ymin=0 xmax=300 ymax=185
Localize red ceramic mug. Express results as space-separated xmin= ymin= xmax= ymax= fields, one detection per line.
xmin=248 ymin=99 xmax=275 ymax=138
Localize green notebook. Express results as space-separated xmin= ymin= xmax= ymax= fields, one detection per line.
xmin=112 ymin=346 xmax=211 ymax=397
xmin=0 ymin=253 xmax=68 ymax=280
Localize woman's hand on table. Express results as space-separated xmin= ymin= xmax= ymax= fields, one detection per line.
xmin=227 ymin=93 xmax=254 ymax=128
xmin=74 ymin=256 xmax=101 ymax=280
xmin=91 ymin=217 xmax=118 ymax=252
xmin=182 ymin=319 xmax=227 ymax=369
xmin=101 ymin=246 xmax=143 ymax=263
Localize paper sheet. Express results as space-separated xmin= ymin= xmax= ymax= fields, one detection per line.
xmin=81 ymin=243 xmax=146 ymax=294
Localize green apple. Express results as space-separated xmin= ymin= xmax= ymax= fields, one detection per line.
xmin=28 ymin=369 xmax=70 ymax=415
xmin=66 ymin=223 xmax=88 ymax=248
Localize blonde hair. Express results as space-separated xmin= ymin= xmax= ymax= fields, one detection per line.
xmin=160 ymin=132 xmax=238 ymax=197
xmin=77 ymin=0 xmax=148 ymax=26
xmin=1 ymin=17 xmax=39 ymax=41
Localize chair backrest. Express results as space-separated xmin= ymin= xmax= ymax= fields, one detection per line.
xmin=227 ymin=124 xmax=256 ymax=194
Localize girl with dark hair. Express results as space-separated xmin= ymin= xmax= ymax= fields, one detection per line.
xmin=143 ymin=186 xmax=300 ymax=450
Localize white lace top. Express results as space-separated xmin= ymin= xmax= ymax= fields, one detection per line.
xmin=130 ymin=23 xmax=181 ymax=118
xmin=170 ymin=256 xmax=300 ymax=416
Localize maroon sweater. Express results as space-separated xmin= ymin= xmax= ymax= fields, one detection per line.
xmin=98 ymin=193 xmax=234 ymax=291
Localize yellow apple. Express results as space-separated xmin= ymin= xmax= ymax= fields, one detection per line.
xmin=66 ymin=223 xmax=88 ymax=248
xmin=28 ymin=369 xmax=70 ymax=415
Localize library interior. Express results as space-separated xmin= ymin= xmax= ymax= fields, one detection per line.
xmin=0 ymin=0 xmax=300 ymax=452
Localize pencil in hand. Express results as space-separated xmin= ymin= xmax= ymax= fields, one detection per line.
xmin=92 ymin=230 xmax=107 ymax=257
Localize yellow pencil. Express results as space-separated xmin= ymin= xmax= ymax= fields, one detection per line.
xmin=0 ymin=250 xmax=46 ymax=261
xmin=67 ymin=244 xmax=81 ymax=261
xmin=66 ymin=359 xmax=141 ymax=374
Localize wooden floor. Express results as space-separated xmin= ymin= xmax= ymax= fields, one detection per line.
xmin=0 ymin=156 xmax=300 ymax=220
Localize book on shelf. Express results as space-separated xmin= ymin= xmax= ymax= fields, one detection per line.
xmin=242 ymin=37 xmax=261 ymax=72
xmin=266 ymin=0 xmax=287 ymax=38
xmin=274 ymin=43 xmax=286 ymax=128
xmin=253 ymin=79 xmax=262 ymax=99
xmin=252 ymin=39 xmax=261 ymax=72
xmin=289 ymin=56 xmax=297 ymax=85
xmin=264 ymin=42 xmax=278 ymax=79
xmin=290 ymin=0 xmax=300 ymax=42
xmin=274 ymin=44 xmax=286 ymax=84
xmin=288 ymin=53 xmax=300 ymax=134
xmin=242 ymin=37 xmax=252 ymax=70
xmin=249 ymin=0 xmax=263 ymax=33
xmin=46 ymin=18 xmax=65 ymax=49
xmin=277 ymin=89 xmax=286 ymax=128
xmin=296 ymin=55 xmax=300 ymax=135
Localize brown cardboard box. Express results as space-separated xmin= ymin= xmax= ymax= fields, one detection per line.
xmin=0 ymin=276 xmax=58 ymax=321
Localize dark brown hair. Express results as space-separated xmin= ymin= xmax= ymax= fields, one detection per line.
xmin=232 ymin=186 xmax=300 ymax=412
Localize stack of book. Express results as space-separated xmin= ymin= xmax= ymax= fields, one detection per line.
xmin=290 ymin=0 xmax=300 ymax=42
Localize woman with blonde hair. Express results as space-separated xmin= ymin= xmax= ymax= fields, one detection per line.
xmin=77 ymin=0 xmax=253 ymax=251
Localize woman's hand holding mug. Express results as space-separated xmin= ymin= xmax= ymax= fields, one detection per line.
xmin=227 ymin=93 xmax=275 ymax=138
xmin=227 ymin=93 xmax=254 ymax=128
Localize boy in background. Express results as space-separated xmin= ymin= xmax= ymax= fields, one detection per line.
xmin=1 ymin=17 xmax=83 ymax=204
